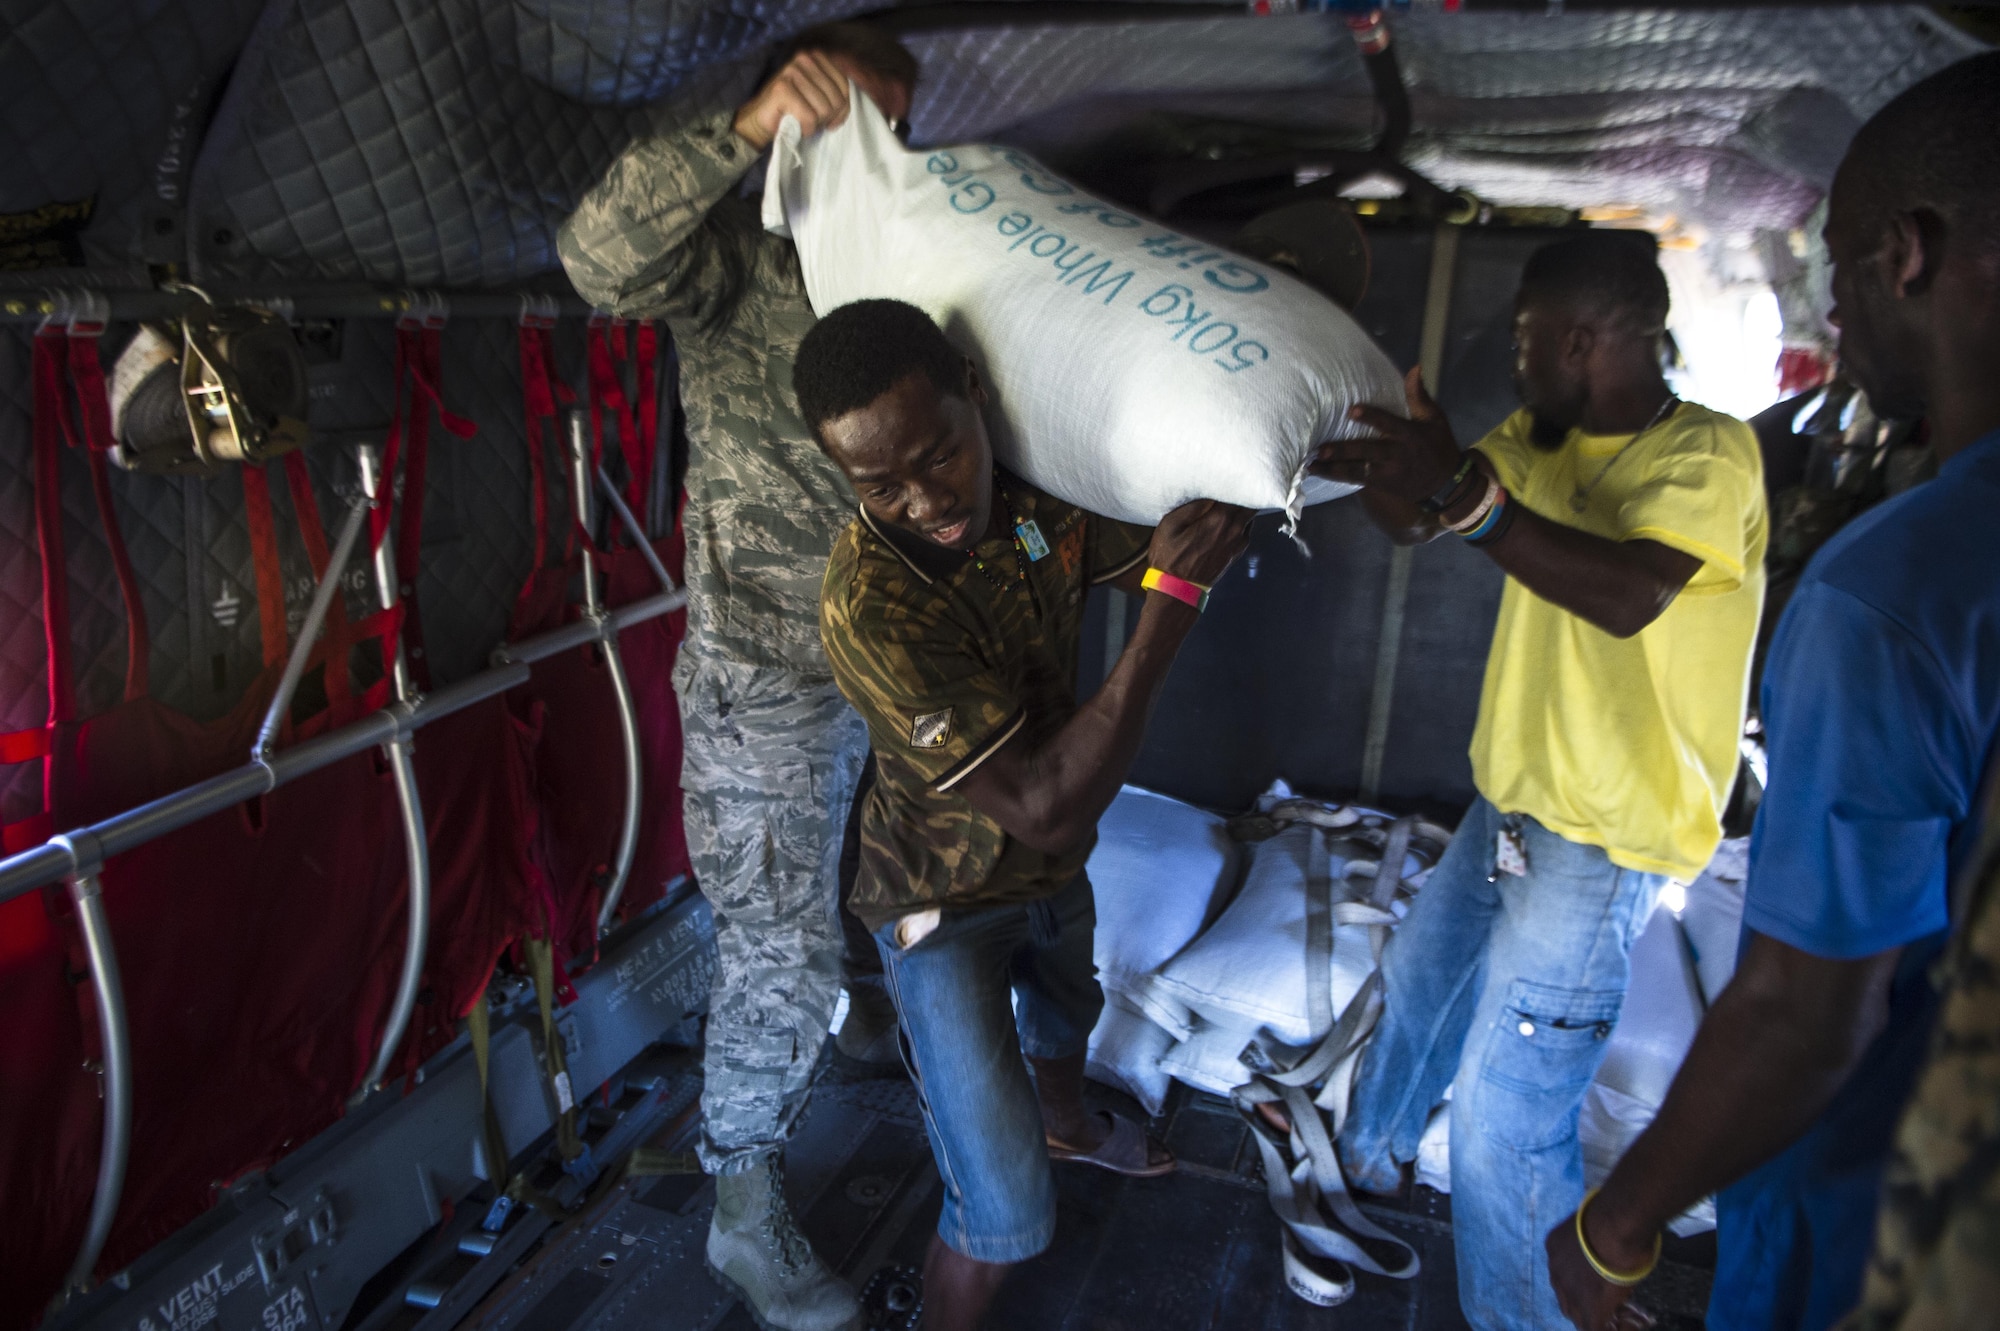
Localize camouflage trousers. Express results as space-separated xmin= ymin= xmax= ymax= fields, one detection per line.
xmin=675 ymin=650 xmax=869 ymax=1174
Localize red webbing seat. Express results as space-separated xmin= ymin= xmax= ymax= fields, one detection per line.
xmin=0 ymin=319 xmax=535 ymax=1327
xmin=507 ymin=314 xmax=690 ymax=970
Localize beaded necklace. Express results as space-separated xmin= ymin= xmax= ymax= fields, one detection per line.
xmin=965 ymin=482 xmax=1034 ymax=598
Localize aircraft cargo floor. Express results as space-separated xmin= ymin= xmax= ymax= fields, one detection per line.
xmin=455 ymin=1060 xmax=1717 ymax=1331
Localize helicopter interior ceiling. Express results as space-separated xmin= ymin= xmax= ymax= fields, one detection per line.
xmin=3 ymin=2 xmax=1985 ymax=288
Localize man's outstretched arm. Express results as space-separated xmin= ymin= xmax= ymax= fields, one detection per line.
xmin=954 ymin=500 xmax=1249 ymax=856
xmin=1544 ymin=932 xmax=1900 ymax=1329
xmin=1316 ymin=368 xmax=1699 ymax=639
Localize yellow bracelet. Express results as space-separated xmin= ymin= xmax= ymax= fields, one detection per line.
xmin=1574 ymin=1189 xmax=1661 ymax=1287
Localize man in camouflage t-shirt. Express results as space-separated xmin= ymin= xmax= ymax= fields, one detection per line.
xmin=559 ymin=26 xmax=917 ymax=1331
xmin=1847 ymin=773 xmax=2000 ymax=1330
xmin=796 ymin=300 xmax=1250 ymax=1330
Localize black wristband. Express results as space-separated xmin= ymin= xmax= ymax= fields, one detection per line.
xmin=1418 ymin=453 xmax=1477 ymax=515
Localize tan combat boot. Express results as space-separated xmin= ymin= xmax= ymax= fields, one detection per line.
xmin=706 ymin=1153 xmax=863 ymax=1331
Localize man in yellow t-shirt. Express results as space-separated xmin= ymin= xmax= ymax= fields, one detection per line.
xmin=1310 ymin=231 xmax=1765 ymax=1330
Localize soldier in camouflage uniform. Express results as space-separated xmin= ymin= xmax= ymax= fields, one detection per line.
xmin=795 ymin=300 xmax=1250 ymax=1329
xmin=558 ymin=28 xmax=916 ymax=1331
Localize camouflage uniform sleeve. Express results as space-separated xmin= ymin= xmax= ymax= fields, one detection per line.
xmin=557 ymin=104 xmax=761 ymax=324
xmin=1847 ymin=788 xmax=2000 ymax=1330
xmin=822 ymin=561 xmax=1025 ymax=794
xmin=1088 ymin=517 xmax=1152 ymax=585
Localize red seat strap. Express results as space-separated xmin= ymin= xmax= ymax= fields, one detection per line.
xmin=0 ymin=728 xmax=52 ymax=764
xmin=59 ymin=329 xmax=152 ymax=701
xmin=515 ymin=310 xmax=574 ymax=612
xmin=2 ymin=812 xmax=53 ymax=855
xmin=634 ymin=321 xmax=660 ymax=523
xmin=391 ymin=312 xmax=476 ymax=692
xmin=240 ymin=465 xmax=292 ymax=672
xmin=584 ymin=316 xmax=641 ymax=553
xmin=30 ymin=329 xmax=77 ymax=725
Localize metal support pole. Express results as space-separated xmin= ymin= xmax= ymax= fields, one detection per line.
xmin=570 ymin=415 xmax=644 ymax=935
xmin=358 ymin=445 xmax=414 ymax=701
xmin=0 ymin=666 xmax=534 ymax=905
xmin=54 ymin=835 xmax=132 ymax=1299
xmin=354 ymin=444 xmax=433 ymax=1097
xmin=1358 ymin=222 xmax=1460 ymax=804
xmin=361 ymin=734 xmax=432 ymax=1094
xmin=594 ymin=465 xmax=678 ymax=596
xmin=252 ymin=492 xmax=372 ymax=763
xmin=594 ymin=643 xmax=645 ymax=936
xmin=570 ymin=412 xmax=601 ymax=620
xmin=0 ymin=603 xmax=689 ymax=905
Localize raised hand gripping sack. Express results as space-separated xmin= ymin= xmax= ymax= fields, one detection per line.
xmin=762 ymin=87 xmax=1403 ymax=527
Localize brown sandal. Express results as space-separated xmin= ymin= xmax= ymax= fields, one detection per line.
xmin=1047 ymin=1111 xmax=1177 ymax=1178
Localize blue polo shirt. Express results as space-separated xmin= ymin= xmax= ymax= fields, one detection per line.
xmin=1710 ymin=429 xmax=2000 ymax=1331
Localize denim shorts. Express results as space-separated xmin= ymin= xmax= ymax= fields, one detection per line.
xmin=871 ymin=872 xmax=1103 ymax=1263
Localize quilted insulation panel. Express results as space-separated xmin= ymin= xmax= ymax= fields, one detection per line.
xmin=178 ymin=4 xmax=1983 ymax=286
xmin=905 ymin=5 xmax=1983 ymax=231
xmin=183 ymin=0 xmax=862 ymax=284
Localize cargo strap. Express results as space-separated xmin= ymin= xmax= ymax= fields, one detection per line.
xmin=466 ymin=989 xmax=515 ymax=1199
xmin=465 ymin=936 xmax=590 ymax=1221
xmin=1230 ymin=817 xmax=1425 ymax=1307
xmin=524 ymin=934 xmax=588 ymax=1169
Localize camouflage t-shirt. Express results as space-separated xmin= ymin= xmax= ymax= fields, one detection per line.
xmin=820 ymin=474 xmax=1150 ymax=929
xmin=1846 ymin=770 xmax=2000 ymax=1330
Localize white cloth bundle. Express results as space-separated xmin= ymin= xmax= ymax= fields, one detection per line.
xmin=763 ymin=88 xmax=1402 ymax=526
xmin=1081 ymin=786 xmax=1246 ymax=1113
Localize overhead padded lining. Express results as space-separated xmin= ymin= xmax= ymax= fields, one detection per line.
xmin=184 ymin=0 xmax=858 ymax=285
xmin=907 ymin=6 xmax=1983 ymax=232
xmin=0 ymin=0 xmax=264 ymax=282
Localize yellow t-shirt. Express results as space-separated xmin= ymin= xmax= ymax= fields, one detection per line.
xmin=1470 ymin=403 xmax=1767 ymax=881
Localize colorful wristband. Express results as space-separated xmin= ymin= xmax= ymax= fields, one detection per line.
xmin=1142 ymin=567 xmax=1210 ymax=612
xmin=1442 ymin=472 xmax=1502 ymax=533
xmin=1464 ymin=489 xmax=1516 ymax=547
xmin=1461 ymin=486 xmax=1508 ymax=543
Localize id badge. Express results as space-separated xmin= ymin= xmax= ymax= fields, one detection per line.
xmin=1495 ymin=826 xmax=1529 ymax=878
xmin=1016 ymin=519 xmax=1050 ymax=562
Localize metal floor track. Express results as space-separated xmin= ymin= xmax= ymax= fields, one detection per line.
xmin=456 ymin=1070 xmax=1716 ymax=1331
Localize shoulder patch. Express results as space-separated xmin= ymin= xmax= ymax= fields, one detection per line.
xmin=909 ymin=708 xmax=954 ymax=750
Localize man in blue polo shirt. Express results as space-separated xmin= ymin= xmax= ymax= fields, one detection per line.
xmin=1544 ymin=52 xmax=2000 ymax=1331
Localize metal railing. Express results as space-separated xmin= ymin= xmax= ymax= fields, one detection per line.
xmin=2 ymin=429 xmax=683 ymax=1299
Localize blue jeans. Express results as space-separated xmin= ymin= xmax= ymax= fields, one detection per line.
xmin=872 ymin=873 xmax=1103 ymax=1263
xmin=1339 ymin=798 xmax=1665 ymax=1331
